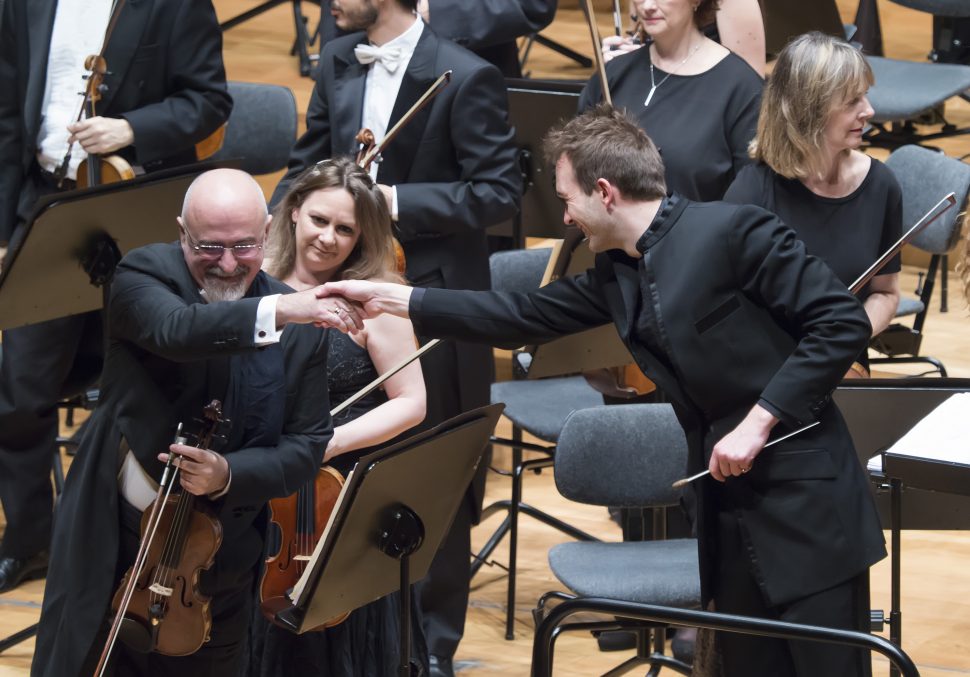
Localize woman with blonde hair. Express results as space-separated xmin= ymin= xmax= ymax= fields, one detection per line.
xmin=250 ymin=157 xmax=427 ymax=676
xmin=726 ymin=31 xmax=901 ymax=377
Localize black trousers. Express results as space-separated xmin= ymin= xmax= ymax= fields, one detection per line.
xmin=713 ymin=509 xmax=873 ymax=677
xmin=0 ymin=310 xmax=102 ymax=558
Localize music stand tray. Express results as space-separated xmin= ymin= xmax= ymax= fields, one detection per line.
xmin=270 ymin=404 xmax=504 ymax=675
xmin=0 ymin=162 xmax=227 ymax=331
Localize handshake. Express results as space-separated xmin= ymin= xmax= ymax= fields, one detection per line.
xmin=274 ymin=279 xmax=414 ymax=333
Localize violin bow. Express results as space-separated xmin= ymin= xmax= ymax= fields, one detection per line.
xmin=359 ymin=70 xmax=453 ymax=170
xmin=93 ymin=424 xmax=187 ymax=677
xmin=849 ymin=192 xmax=956 ymax=294
xmin=331 ymin=339 xmax=441 ymax=417
xmin=580 ymin=0 xmax=613 ymax=106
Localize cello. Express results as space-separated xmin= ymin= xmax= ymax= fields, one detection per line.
xmin=93 ymin=402 xmax=227 ymax=676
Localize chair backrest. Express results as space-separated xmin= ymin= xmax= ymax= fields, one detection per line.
xmin=885 ymin=145 xmax=970 ymax=255
xmin=211 ymin=81 xmax=297 ymax=175
xmin=890 ymin=0 xmax=970 ymax=18
xmin=489 ymin=246 xmax=552 ymax=293
xmin=555 ymin=404 xmax=688 ymax=509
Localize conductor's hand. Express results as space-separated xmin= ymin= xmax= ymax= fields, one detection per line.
xmin=318 ymin=280 xmax=414 ymax=320
xmin=602 ymin=35 xmax=643 ymax=63
xmin=68 ymin=116 xmax=135 ymax=154
xmin=275 ymin=287 xmax=365 ymax=333
xmin=159 ymin=444 xmax=229 ymax=496
xmin=708 ymin=404 xmax=778 ymax=482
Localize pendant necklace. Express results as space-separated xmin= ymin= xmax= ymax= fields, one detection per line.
xmin=645 ymin=41 xmax=703 ymax=107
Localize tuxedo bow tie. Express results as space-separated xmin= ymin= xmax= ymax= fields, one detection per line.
xmin=354 ymin=43 xmax=404 ymax=72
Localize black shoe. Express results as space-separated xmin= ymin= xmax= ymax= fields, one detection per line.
xmin=0 ymin=551 xmax=49 ymax=593
xmin=595 ymin=629 xmax=637 ymax=652
xmin=428 ymin=654 xmax=455 ymax=677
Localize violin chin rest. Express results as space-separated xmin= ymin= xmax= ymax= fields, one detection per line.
xmin=117 ymin=617 xmax=153 ymax=654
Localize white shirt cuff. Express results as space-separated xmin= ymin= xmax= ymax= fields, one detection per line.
xmin=391 ymin=185 xmax=399 ymax=222
xmin=255 ymin=294 xmax=284 ymax=345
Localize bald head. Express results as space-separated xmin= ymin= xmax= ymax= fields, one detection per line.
xmin=177 ymin=169 xmax=271 ymax=301
xmin=181 ymin=168 xmax=268 ymax=228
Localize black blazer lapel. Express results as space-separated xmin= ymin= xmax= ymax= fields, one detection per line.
xmin=332 ymin=41 xmax=369 ymax=156
xmin=99 ymin=0 xmax=153 ymax=114
xmin=377 ymin=29 xmax=438 ymax=185
xmin=25 ymin=0 xmax=57 ymax=138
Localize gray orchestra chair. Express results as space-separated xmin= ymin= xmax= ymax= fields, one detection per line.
xmin=478 ymin=246 xmax=605 ymax=640
xmin=211 ymin=81 xmax=298 ymax=175
xmin=870 ymin=145 xmax=970 ymax=375
xmin=864 ymin=0 xmax=970 ymax=150
xmin=534 ymin=404 xmax=698 ymax=676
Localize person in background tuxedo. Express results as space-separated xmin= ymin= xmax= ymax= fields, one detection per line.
xmin=0 ymin=0 xmax=232 ymax=594
xmin=32 ymin=168 xmax=362 ymax=677
xmin=275 ymin=2 xmax=521 ymax=674
xmin=322 ymin=105 xmax=886 ymax=677
xmin=320 ymin=0 xmax=557 ymax=76
xmin=725 ymin=32 xmax=901 ymax=377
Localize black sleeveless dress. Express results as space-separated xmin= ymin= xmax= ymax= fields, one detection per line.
xmin=248 ymin=331 xmax=429 ymax=676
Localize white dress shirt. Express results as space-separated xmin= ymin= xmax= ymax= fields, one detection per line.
xmin=360 ymin=16 xmax=425 ymax=219
xmin=37 ymin=0 xmax=114 ymax=179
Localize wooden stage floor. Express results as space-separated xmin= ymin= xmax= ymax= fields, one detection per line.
xmin=3 ymin=1 xmax=970 ymax=674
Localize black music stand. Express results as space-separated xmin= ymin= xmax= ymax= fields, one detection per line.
xmin=835 ymin=378 xmax=970 ymax=677
xmin=0 ymin=163 xmax=219 ymax=655
xmin=0 ymin=164 xmax=222 ymax=331
xmin=269 ymin=405 xmax=503 ymax=676
xmin=496 ymin=79 xmax=584 ymax=245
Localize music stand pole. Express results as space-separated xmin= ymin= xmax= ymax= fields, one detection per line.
xmin=378 ymin=505 xmax=425 ymax=677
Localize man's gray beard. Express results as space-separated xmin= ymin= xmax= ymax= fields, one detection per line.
xmin=201 ymin=274 xmax=249 ymax=302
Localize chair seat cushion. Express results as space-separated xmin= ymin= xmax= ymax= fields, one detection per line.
xmin=549 ymin=540 xmax=701 ymax=608
xmin=867 ymin=57 xmax=970 ymax=121
xmin=895 ymin=296 xmax=925 ymax=317
xmin=491 ymin=375 xmax=603 ymax=442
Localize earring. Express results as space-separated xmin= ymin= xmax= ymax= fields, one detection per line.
xmin=291 ymin=221 xmax=296 ymax=230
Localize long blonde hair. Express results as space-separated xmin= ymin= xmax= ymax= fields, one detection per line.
xmin=749 ymin=32 xmax=873 ymax=179
xmin=266 ymin=157 xmax=402 ymax=282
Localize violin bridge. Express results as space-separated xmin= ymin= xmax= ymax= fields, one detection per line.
xmin=148 ymin=583 xmax=174 ymax=597
xmin=293 ymin=555 xmax=312 ymax=562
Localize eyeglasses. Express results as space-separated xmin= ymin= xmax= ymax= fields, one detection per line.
xmin=181 ymin=226 xmax=264 ymax=260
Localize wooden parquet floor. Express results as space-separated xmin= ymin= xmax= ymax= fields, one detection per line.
xmin=3 ymin=1 xmax=970 ymax=675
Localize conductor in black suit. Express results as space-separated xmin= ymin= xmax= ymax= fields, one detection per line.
xmin=273 ymin=1 xmax=521 ymax=672
xmin=319 ymin=0 xmax=558 ymax=76
xmin=0 ymin=0 xmax=232 ymax=593
xmin=323 ymin=106 xmax=887 ymax=677
xmin=32 ymin=169 xmax=365 ymax=677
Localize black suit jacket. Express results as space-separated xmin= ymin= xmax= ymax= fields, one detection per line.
xmin=409 ymin=197 xmax=887 ymax=606
xmin=0 ymin=0 xmax=232 ymax=242
xmin=32 ymin=243 xmax=331 ymax=677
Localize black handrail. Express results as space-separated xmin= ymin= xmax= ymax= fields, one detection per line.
xmin=531 ymin=597 xmax=920 ymax=677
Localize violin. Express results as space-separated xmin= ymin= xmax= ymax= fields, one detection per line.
xmin=260 ymin=465 xmax=349 ymax=630
xmin=93 ymin=401 xmax=227 ymax=676
xmin=74 ymin=54 xmax=136 ymax=189
xmin=259 ymin=340 xmax=442 ymax=628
